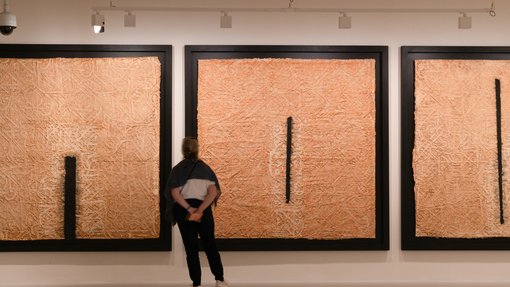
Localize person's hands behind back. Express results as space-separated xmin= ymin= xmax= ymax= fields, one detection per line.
xmin=187 ymin=212 xmax=203 ymax=222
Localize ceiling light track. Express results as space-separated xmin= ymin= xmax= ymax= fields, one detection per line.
xmin=92 ymin=6 xmax=493 ymax=15
xmin=91 ymin=0 xmax=496 ymax=32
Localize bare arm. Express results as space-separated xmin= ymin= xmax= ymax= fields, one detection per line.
xmin=171 ymin=187 xmax=196 ymax=214
xmin=195 ymin=184 xmax=218 ymax=214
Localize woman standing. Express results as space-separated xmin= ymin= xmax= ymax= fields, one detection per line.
xmin=166 ymin=137 xmax=228 ymax=287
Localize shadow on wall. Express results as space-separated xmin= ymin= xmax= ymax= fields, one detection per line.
xmin=400 ymin=250 xmax=510 ymax=263
xmin=0 ymin=251 xmax=172 ymax=266
xmin=222 ymin=250 xmax=389 ymax=267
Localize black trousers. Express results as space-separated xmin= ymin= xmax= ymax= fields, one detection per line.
xmin=176 ymin=199 xmax=224 ymax=286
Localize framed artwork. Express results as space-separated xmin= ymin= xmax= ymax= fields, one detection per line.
xmin=185 ymin=45 xmax=389 ymax=250
xmin=401 ymin=46 xmax=510 ymax=250
xmin=0 ymin=45 xmax=172 ymax=251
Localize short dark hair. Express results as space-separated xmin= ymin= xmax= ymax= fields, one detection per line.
xmin=182 ymin=137 xmax=199 ymax=159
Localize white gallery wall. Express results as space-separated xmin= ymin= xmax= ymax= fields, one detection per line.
xmin=1 ymin=0 xmax=510 ymax=286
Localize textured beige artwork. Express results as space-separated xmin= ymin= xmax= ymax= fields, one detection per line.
xmin=414 ymin=60 xmax=510 ymax=238
xmin=198 ymin=58 xmax=376 ymax=239
xmin=0 ymin=57 xmax=161 ymax=240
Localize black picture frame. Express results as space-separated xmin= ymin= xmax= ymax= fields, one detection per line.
xmin=401 ymin=46 xmax=510 ymax=250
xmin=0 ymin=44 xmax=172 ymax=251
xmin=185 ymin=45 xmax=389 ymax=251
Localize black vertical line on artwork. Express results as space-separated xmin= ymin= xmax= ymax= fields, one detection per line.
xmin=286 ymin=116 xmax=293 ymax=203
xmin=496 ymin=78 xmax=505 ymax=224
xmin=64 ymin=156 xmax=77 ymax=240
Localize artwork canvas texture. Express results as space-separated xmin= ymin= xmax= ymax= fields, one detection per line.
xmin=0 ymin=57 xmax=161 ymax=240
xmin=414 ymin=59 xmax=510 ymax=238
xmin=197 ymin=58 xmax=376 ymax=239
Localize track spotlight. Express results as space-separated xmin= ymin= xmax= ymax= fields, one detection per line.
xmin=458 ymin=12 xmax=471 ymax=29
xmin=220 ymin=12 xmax=232 ymax=28
xmin=91 ymin=11 xmax=105 ymax=33
xmin=0 ymin=0 xmax=16 ymax=36
xmin=338 ymin=13 xmax=351 ymax=29
xmin=124 ymin=11 xmax=136 ymax=27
